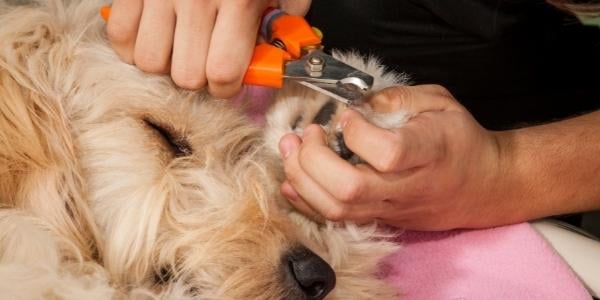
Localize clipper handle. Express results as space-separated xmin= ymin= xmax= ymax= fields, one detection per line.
xmin=245 ymin=9 xmax=321 ymax=88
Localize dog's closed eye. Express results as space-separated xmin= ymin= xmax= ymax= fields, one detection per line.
xmin=143 ymin=117 xmax=192 ymax=157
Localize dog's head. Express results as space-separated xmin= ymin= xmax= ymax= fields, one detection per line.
xmin=76 ymin=94 xmax=340 ymax=299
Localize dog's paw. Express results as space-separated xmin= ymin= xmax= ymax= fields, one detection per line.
xmin=265 ymin=51 xmax=412 ymax=164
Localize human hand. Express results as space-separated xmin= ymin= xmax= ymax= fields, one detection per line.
xmin=278 ymin=85 xmax=507 ymax=230
xmin=106 ymin=0 xmax=311 ymax=97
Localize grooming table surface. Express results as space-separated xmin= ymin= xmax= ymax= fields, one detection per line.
xmin=383 ymin=223 xmax=591 ymax=299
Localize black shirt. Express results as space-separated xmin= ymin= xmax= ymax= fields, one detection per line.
xmin=306 ymin=0 xmax=600 ymax=130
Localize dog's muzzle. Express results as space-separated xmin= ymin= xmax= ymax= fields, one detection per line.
xmin=281 ymin=246 xmax=336 ymax=300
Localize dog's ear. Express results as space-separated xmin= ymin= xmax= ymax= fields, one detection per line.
xmin=0 ymin=1 xmax=101 ymax=259
xmin=0 ymin=61 xmax=100 ymax=261
xmin=0 ymin=69 xmax=53 ymax=196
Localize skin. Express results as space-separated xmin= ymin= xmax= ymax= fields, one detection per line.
xmin=106 ymin=0 xmax=312 ymax=98
xmin=279 ymin=85 xmax=600 ymax=230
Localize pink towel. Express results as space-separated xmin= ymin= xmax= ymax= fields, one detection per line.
xmin=383 ymin=223 xmax=591 ymax=299
xmin=235 ymin=86 xmax=590 ymax=299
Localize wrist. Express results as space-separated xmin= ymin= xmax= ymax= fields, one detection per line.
xmin=467 ymin=129 xmax=534 ymax=227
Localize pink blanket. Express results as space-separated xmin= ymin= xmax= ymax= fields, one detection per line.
xmin=233 ymin=87 xmax=591 ymax=299
xmin=383 ymin=223 xmax=590 ymax=299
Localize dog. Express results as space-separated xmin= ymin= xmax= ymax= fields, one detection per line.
xmin=0 ymin=1 xmax=410 ymax=299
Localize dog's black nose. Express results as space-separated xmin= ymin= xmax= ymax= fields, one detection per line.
xmin=283 ymin=246 xmax=336 ymax=300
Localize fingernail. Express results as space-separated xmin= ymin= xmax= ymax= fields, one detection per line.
xmin=279 ymin=135 xmax=299 ymax=159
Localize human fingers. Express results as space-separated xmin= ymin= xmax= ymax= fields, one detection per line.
xmin=340 ymin=109 xmax=444 ymax=173
xmin=106 ymin=0 xmax=143 ymax=63
xmin=279 ymin=132 xmax=348 ymax=220
xmin=171 ymin=0 xmax=216 ymax=89
xmin=281 ymin=180 xmax=380 ymax=224
xmin=279 ymin=132 xmax=380 ymax=221
xmin=367 ymin=84 xmax=460 ymax=114
xmin=133 ymin=0 xmax=176 ymax=74
xmin=280 ymin=181 xmax=321 ymax=220
xmin=294 ymin=124 xmax=394 ymax=203
xmin=206 ymin=1 xmax=269 ymax=98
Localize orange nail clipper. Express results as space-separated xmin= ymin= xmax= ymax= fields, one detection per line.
xmin=100 ymin=6 xmax=373 ymax=105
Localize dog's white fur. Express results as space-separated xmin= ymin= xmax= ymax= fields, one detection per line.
xmin=0 ymin=1 xmax=410 ymax=299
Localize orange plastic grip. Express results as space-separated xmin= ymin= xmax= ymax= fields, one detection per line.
xmin=269 ymin=15 xmax=321 ymax=59
xmin=243 ymin=44 xmax=290 ymax=88
xmin=100 ymin=5 xmax=111 ymax=21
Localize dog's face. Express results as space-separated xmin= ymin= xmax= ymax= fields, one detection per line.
xmin=78 ymin=92 xmax=337 ymax=299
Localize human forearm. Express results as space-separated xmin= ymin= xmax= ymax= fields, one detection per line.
xmin=493 ymin=110 xmax=600 ymax=224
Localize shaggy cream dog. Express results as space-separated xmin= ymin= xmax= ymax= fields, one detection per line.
xmin=0 ymin=0 xmax=410 ymax=299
